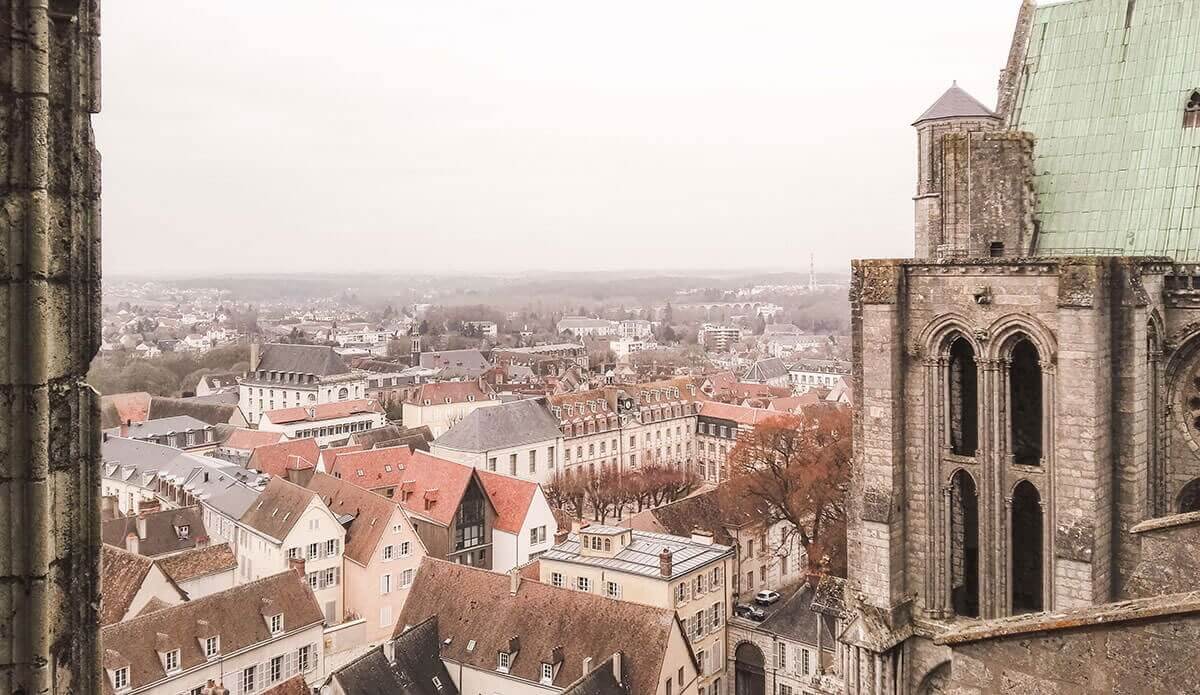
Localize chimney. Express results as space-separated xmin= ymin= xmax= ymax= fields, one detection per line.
xmin=120 ymin=419 xmax=130 ymax=437
xmin=383 ymin=639 xmax=396 ymax=664
xmin=250 ymin=341 xmax=261 ymax=372
xmin=691 ymin=529 xmax=714 ymax=546
xmin=510 ymin=569 xmax=521 ymax=596
xmin=100 ymin=495 xmax=118 ymax=520
xmin=554 ymin=529 xmax=570 ymax=545
xmin=582 ymin=656 xmax=593 ymax=675
xmin=135 ymin=514 xmax=147 ymax=540
xmin=288 ymin=556 xmax=306 ymax=578
xmin=612 ymin=652 xmax=623 ymax=683
xmin=659 ymin=548 xmax=673 ymax=578
xmin=124 ymin=530 xmax=139 ymax=555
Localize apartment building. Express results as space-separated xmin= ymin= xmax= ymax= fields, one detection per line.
xmin=401 ymin=381 xmax=500 ymax=437
xmin=539 ymin=526 xmax=734 ymax=694
xmin=257 ymin=399 xmax=386 ymax=446
xmin=239 ymin=343 xmax=368 ymax=425
xmin=430 ymin=398 xmax=563 ymax=484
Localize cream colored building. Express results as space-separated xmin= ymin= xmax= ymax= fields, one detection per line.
xmin=239 ymin=342 xmax=368 ymax=426
xmin=401 ymin=381 xmax=500 ymax=437
xmin=539 ymin=526 xmax=734 ymax=695
xmin=235 ymin=476 xmax=347 ymax=625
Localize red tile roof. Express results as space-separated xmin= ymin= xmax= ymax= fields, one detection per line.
xmin=695 ymin=401 xmax=780 ymax=427
xmin=263 ymin=399 xmax=383 ymax=425
xmin=475 ymin=469 xmax=538 ymax=534
xmin=304 ymin=472 xmax=412 ymax=566
xmin=221 ymin=428 xmax=285 ymax=450
xmin=103 ymin=392 xmax=153 ymax=424
xmin=328 ymin=446 xmax=417 ymax=491
xmin=404 ymin=381 xmax=494 ymax=406
xmin=247 ymin=438 xmax=320 ymax=478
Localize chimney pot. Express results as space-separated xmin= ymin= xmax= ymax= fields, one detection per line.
xmin=510 ymin=569 xmax=521 ymax=595
xmin=582 ymin=656 xmax=593 ymax=675
xmin=659 ymin=548 xmax=673 ymax=577
xmin=612 ymin=652 xmax=622 ymax=683
xmin=554 ymin=529 xmax=569 ymax=545
xmin=288 ymin=556 xmax=306 ymax=578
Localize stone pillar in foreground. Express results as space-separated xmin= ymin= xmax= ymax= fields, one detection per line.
xmin=0 ymin=0 xmax=101 ymax=692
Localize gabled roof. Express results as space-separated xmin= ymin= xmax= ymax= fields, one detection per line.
xmin=257 ymin=342 xmax=351 ymax=376
xmin=627 ymin=487 xmax=765 ymax=546
xmin=220 ymin=427 xmax=285 ymax=451
xmin=101 ymin=506 xmax=208 ymax=557
xmin=239 ymin=476 xmax=320 ymax=541
xmin=155 ymin=543 xmax=237 ymax=584
xmin=100 ymin=545 xmax=181 ymax=626
xmin=913 ymin=82 xmax=998 ymax=124
xmin=419 ymin=349 xmax=490 ymax=372
xmin=351 ymin=424 xmax=433 ymax=450
xmin=100 ymin=571 xmax=323 ymax=695
xmin=396 ymin=559 xmax=681 ymax=694
xmin=100 ymin=392 xmax=153 ymax=428
xmin=336 ymin=451 xmax=490 ymax=528
xmin=561 ymin=653 xmax=629 ymax=695
xmin=147 ymin=397 xmax=243 ymax=426
xmin=695 ymin=401 xmax=778 ymax=427
xmin=263 ymin=399 xmax=382 ymax=425
xmin=303 ymin=472 xmax=414 ymax=566
xmin=404 ymin=381 xmax=495 ymax=406
xmin=247 ymin=438 xmax=320 ymax=478
xmin=328 ymin=446 xmax=418 ymax=491
xmin=475 ymin=469 xmax=539 ymax=534
xmin=110 ymin=415 xmax=211 ymax=440
xmin=742 ymin=357 xmax=789 ymax=383
xmin=333 ymin=618 xmax=458 ymax=695
xmin=432 ymin=399 xmax=561 ymax=453
xmin=758 ymin=584 xmax=836 ymax=648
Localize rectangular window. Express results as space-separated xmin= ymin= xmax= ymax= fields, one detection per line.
xmin=307 ymin=542 xmax=318 ymax=560
xmin=270 ymin=614 xmax=282 ymax=634
xmin=400 ymin=540 xmax=411 ymax=556
xmin=577 ymin=576 xmax=591 ymax=592
xmin=552 ymin=572 xmax=564 ymax=587
xmin=270 ymin=655 xmax=282 ymax=683
xmin=165 ymin=649 xmax=179 ymax=672
xmin=204 ymin=636 xmax=219 ymax=658
xmin=383 ymin=544 xmax=394 ymax=561
xmin=498 ymin=651 xmax=511 ymax=672
xmin=113 ymin=667 xmax=129 ymax=690
xmin=529 ymin=449 xmax=537 ymax=474
xmin=781 ymin=686 xmax=793 ymax=695
xmin=380 ymin=604 xmax=393 ymax=627
xmin=606 ymin=581 xmax=621 ymax=598
xmin=381 ymin=574 xmax=392 ymax=594
xmin=298 ymin=645 xmax=312 ymax=672
xmin=776 ymin=642 xmax=786 ymax=670
xmin=242 ymin=666 xmax=255 ymax=693
xmin=693 ymin=611 xmax=704 ymax=638
xmin=542 ymin=662 xmax=554 ymax=683
xmin=401 ymin=568 xmax=414 ymax=587
xmin=801 ymin=648 xmax=811 ymax=675
xmin=488 ymin=457 xmax=497 ymax=471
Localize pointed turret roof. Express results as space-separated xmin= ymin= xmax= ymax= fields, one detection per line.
xmin=913 ymin=82 xmax=998 ymax=125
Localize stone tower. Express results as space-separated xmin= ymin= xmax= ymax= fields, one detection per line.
xmin=0 ymin=0 xmax=102 ymax=693
xmin=842 ymin=0 xmax=1200 ymax=692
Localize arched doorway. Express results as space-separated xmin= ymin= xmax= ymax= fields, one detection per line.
xmin=948 ymin=337 xmax=978 ymax=456
xmin=1178 ymin=478 xmax=1200 ymax=513
xmin=1010 ymin=339 xmax=1043 ymax=466
xmin=734 ymin=642 xmax=766 ymax=695
xmin=950 ymin=470 xmax=979 ymax=617
xmin=1011 ymin=480 xmax=1043 ymax=613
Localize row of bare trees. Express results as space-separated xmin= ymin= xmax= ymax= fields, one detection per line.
xmin=544 ymin=463 xmax=701 ymax=524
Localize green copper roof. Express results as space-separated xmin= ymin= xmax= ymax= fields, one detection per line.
xmin=1010 ymin=0 xmax=1200 ymax=261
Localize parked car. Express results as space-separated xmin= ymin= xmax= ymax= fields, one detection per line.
xmin=734 ymin=603 xmax=766 ymax=621
xmin=754 ymin=590 xmax=781 ymax=605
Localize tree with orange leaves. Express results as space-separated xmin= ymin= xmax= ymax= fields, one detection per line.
xmin=723 ymin=405 xmax=851 ymax=577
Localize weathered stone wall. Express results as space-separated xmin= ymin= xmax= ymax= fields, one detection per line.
xmin=0 ymin=0 xmax=101 ymax=693
xmin=941 ymin=131 xmax=1036 ymax=258
xmin=1124 ymin=511 xmax=1200 ymax=598
xmin=940 ymin=594 xmax=1200 ymax=695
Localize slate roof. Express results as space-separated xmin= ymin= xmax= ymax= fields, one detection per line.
xmin=432 ymin=399 xmax=561 ymax=452
xmin=200 ymin=372 xmax=241 ymax=392
xmin=303 ymin=472 xmax=411 ymax=566
xmin=561 ymin=653 xmax=629 ymax=695
xmin=1009 ymin=0 xmax=1200 ymax=261
xmin=109 ymin=415 xmax=211 ymax=440
xmin=100 ymin=506 xmax=208 ymax=557
xmin=333 ymin=619 xmax=458 ymax=695
xmin=100 ymin=571 xmax=323 ymax=695
xmin=757 ymin=584 xmax=837 ymax=648
xmin=351 ymin=424 xmax=433 ymax=450
xmin=742 ymin=357 xmax=789 ymax=383
xmin=239 ymin=477 xmax=320 ymax=541
xmin=257 ymin=342 xmax=351 ymax=376
xmin=542 ymin=528 xmax=732 ymax=580
xmin=247 ymin=438 xmax=320 ymax=478
xmin=148 ymin=396 xmax=243 ymax=426
xmin=395 ymin=559 xmax=680 ymax=694
xmin=155 ymin=543 xmax=238 ymax=583
xmin=627 ymin=488 xmax=764 ymax=547
xmin=418 ymin=349 xmax=490 ymax=373
xmin=263 ymin=399 xmax=383 ymax=425
xmin=913 ymin=82 xmax=998 ymax=124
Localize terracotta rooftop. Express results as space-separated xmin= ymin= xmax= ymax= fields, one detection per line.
xmin=263 ymin=398 xmax=382 ymax=425
xmin=475 ymin=468 xmax=539 ymax=534
xmin=220 ymin=428 xmax=285 ymax=451
xmin=328 ymin=445 xmax=417 ymax=491
xmin=303 ymin=472 xmax=413 ymax=566
xmin=695 ymin=401 xmax=779 ymax=427
xmin=246 ymin=438 xmax=319 ymax=478
xmin=404 ymin=381 xmax=495 ymax=405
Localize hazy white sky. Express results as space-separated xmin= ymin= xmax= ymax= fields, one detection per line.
xmin=97 ymin=1 xmax=1019 ymax=276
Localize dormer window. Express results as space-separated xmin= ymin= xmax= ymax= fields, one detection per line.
xmin=164 ymin=648 xmax=180 ymax=673
xmin=112 ymin=666 xmax=130 ymax=691
xmin=1186 ymin=90 xmax=1200 ymax=128
xmin=498 ymin=651 xmax=512 ymax=673
xmin=541 ymin=662 xmax=555 ymax=685
xmin=269 ymin=614 xmax=283 ymax=635
xmin=203 ymin=635 xmax=220 ymax=659
xmin=176 ymin=524 xmax=189 ymax=539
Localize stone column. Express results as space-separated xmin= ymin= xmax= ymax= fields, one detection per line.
xmin=0 ymin=1 xmax=101 ymax=693
xmin=977 ymin=356 xmax=1000 ymax=618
